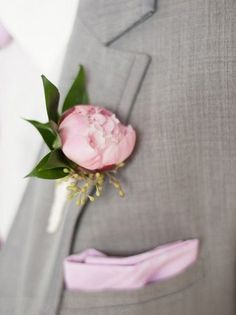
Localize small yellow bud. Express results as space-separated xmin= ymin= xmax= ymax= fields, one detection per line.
xmin=88 ymin=195 xmax=95 ymax=202
xmin=114 ymin=182 xmax=120 ymax=189
xmin=68 ymin=186 xmax=77 ymax=192
xmin=81 ymin=187 xmax=87 ymax=193
xmin=119 ymin=190 xmax=125 ymax=197
xmin=81 ymin=198 xmax=86 ymax=205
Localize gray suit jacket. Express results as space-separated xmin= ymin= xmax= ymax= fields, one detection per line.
xmin=1 ymin=0 xmax=235 ymax=314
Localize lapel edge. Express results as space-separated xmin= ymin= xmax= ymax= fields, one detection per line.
xmin=79 ymin=0 xmax=157 ymax=45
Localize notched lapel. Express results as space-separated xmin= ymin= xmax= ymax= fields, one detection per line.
xmin=44 ymin=7 xmax=153 ymax=314
xmin=0 ymin=3 xmax=155 ymax=315
xmin=59 ymin=20 xmax=151 ymax=121
xmin=79 ymin=0 xmax=157 ymax=45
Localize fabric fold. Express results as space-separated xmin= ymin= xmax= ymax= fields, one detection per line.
xmin=64 ymin=239 xmax=199 ymax=291
xmin=79 ymin=0 xmax=157 ymax=45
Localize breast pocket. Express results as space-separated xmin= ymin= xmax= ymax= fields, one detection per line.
xmin=58 ymin=255 xmax=204 ymax=315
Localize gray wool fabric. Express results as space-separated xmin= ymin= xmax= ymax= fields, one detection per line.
xmin=1 ymin=0 xmax=236 ymax=314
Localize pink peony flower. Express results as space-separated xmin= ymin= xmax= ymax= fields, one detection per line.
xmin=59 ymin=105 xmax=136 ymax=171
xmin=0 ymin=22 xmax=12 ymax=49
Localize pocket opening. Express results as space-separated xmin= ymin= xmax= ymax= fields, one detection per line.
xmin=60 ymin=254 xmax=204 ymax=310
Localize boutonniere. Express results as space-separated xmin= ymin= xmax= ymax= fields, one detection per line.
xmin=25 ymin=65 xmax=136 ymax=208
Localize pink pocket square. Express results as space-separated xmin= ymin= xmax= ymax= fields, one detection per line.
xmin=64 ymin=239 xmax=199 ymax=291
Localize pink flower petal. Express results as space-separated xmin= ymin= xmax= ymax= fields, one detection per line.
xmin=59 ymin=105 xmax=136 ymax=170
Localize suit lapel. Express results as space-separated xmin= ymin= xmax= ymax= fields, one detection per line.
xmin=0 ymin=2 xmax=156 ymax=315
xmin=79 ymin=0 xmax=157 ymax=45
xmin=44 ymin=15 xmax=152 ymax=313
xmin=48 ymin=2 xmax=156 ymax=314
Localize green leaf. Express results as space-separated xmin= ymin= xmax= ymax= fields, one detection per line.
xmin=25 ymin=150 xmax=70 ymax=180
xmin=62 ymin=65 xmax=89 ymax=113
xmin=24 ymin=119 xmax=56 ymax=150
xmin=52 ymin=135 xmax=62 ymax=150
xmin=41 ymin=75 xmax=60 ymax=122
xmin=27 ymin=168 xmax=67 ymax=180
xmin=42 ymin=150 xmax=69 ymax=170
xmin=49 ymin=120 xmax=62 ymax=149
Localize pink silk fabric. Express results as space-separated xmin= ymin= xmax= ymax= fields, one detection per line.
xmin=64 ymin=239 xmax=199 ymax=291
